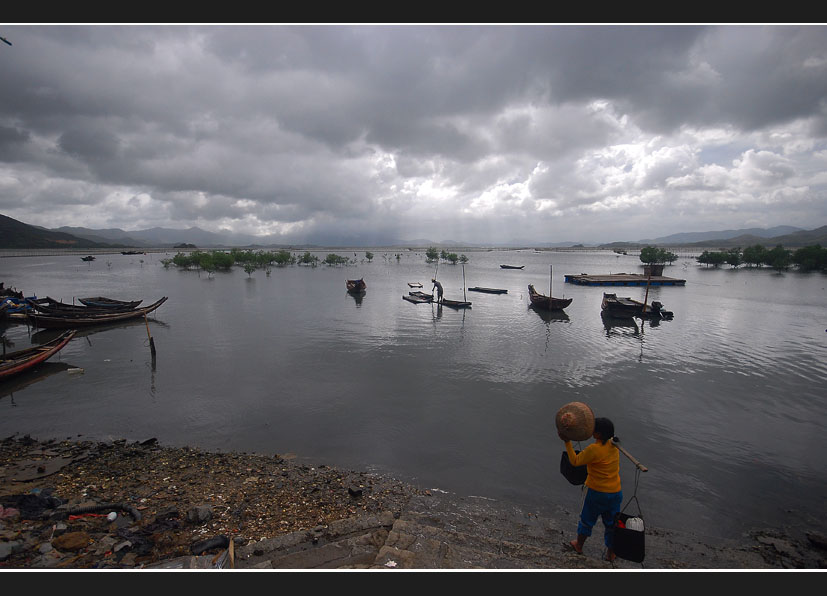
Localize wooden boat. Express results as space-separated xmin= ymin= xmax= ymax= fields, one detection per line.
xmin=30 ymin=297 xmax=139 ymax=314
xmin=408 ymin=291 xmax=433 ymax=302
xmin=0 ymin=330 xmax=76 ymax=380
xmin=601 ymin=293 xmax=673 ymax=320
xmin=1 ymin=296 xmax=40 ymax=314
xmin=439 ymin=298 xmax=472 ymax=309
xmin=78 ymin=297 xmax=142 ymax=309
xmin=500 ymin=264 xmax=524 ymax=269
xmin=407 ymin=282 xmax=423 ymax=288
xmin=467 ymin=287 xmax=507 ymax=294
xmin=528 ymin=284 xmax=572 ymax=311
xmin=346 ymin=279 xmax=366 ymax=294
xmin=403 ymin=294 xmax=432 ymax=304
xmin=27 ymin=297 xmax=168 ymax=329
xmin=81 ymin=255 xmax=96 ymax=262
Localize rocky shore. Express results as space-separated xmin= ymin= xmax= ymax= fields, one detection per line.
xmin=1 ymin=435 xmax=825 ymax=570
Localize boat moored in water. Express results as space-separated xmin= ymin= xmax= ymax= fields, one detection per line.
xmin=26 ymin=297 xmax=168 ymax=329
xmin=601 ymin=292 xmax=673 ymax=320
xmin=346 ymin=278 xmax=367 ymax=293
xmin=527 ymin=284 xmax=572 ymax=311
xmin=0 ymin=330 xmax=76 ymax=380
xmin=78 ymin=297 xmax=143 ymax=309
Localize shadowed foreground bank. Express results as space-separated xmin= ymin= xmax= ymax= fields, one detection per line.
xmin=1 ymin=436 xmax=824 ymax=570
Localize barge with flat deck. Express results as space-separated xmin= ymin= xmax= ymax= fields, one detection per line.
xmin=564 ymin=273 xmax=686 ymax=287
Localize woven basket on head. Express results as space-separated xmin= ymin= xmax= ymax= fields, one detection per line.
xmin=555 ymin=402 xmax=595 ymax=441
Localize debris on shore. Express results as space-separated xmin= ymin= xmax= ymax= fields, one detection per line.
xmin=0 ymin=435 xmax=419 ymax=569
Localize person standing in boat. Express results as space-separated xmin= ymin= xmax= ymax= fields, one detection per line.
xmin=431 ymin=278 xmax=443 ymax=303
xmin=560 ymin=417 xmax=622 ymax=562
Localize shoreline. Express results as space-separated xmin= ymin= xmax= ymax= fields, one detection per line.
xmin=1 ymin=434 xmax=825 ymax=570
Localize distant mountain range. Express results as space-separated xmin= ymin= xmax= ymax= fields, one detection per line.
xmin=1 ymin=213 xmax=825 ymax=249
xmin=599 ymin=225 xmax=827 ymax=249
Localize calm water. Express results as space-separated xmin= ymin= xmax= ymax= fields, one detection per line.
xmin=1 ymin=249 xmax=825 ymax=540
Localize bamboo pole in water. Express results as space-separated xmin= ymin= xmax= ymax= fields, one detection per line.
xmin=144 ymin=313 xmax=156 ymax=359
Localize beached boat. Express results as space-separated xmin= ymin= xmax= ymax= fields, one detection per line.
xmin=528 ymin=284 xmax=572 ymax=311
xmin=467 ymin=287 xmax=508 ymax=294
xmin=500 ymin=264 xmax=524 ymax=269
xmin=601 ymin=293 xmax=673 ymax=320
xmin=346 ymin=278 xmax=367 ymax=293
xmin=0 ymin=330 xmax=76 ymax=380
xmin=26 ymin=297 xmax=168 ymax=329
xmin=78 ymin=297 xmax=142 ymax=309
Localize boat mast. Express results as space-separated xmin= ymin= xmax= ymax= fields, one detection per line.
xmin=462 ymin=264 xmax=467 ymax=302
xmin=642 ymin=268 xmax=652 ymax=315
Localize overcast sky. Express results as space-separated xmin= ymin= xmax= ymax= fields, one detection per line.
xmin=0 ymin=24 xmax=825 ymax=245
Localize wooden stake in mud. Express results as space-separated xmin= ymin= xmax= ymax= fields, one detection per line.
xmin=144 ymin=313 xmax=156 ymax=359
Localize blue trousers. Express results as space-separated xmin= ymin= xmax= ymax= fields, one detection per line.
xmin=578 ymin=488 xmax=623 ymax=548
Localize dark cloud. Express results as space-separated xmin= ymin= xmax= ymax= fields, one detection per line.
xmin=0 ymin=24 xmax=824 ymax=244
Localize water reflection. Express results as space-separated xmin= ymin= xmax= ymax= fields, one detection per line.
xmin=0 ymin=361 xmax=74 ymax=401
xmin=0 ymin=249 xmax=825 ymax=540
xmin=529 ymin=305 xmax=571 ymax=324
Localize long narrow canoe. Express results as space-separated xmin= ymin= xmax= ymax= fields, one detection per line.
xmin=28 ymin=297 xmax=139 ymax=315
xmin=0 ymin=330 xmax=76 ymax=380
xmin=26 ymin=297 xmax=168 ymax=329
xmin=78 ymin=297 xmax=143 ymax=309
xmin=403 ymin=294 xmax=431 ymax=304
xmin=467 ymin=287 xmax=508 ymax=294
xmin=439 ymin=298 xmax=472 ymax=309
xmin=500 ymin=265 xmax=524 ymax=269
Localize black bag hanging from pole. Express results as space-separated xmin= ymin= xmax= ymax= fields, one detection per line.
xmin=612 ymin=495 xmax=645 ymax=563
xmin=560 ymin=450 xmax=588 ymax=485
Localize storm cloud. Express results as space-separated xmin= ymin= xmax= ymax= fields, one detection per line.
xmin=0 ymin=24 xmax=825 ymax=244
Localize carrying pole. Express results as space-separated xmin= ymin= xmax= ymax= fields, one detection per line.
xmin=612 ymin=438 xmax=648 ymax=472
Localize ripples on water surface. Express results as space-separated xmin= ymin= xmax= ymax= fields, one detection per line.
xmin=1 ymin=249 xmax=825 ymax=539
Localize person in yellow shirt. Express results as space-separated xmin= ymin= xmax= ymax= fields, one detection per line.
xmin=561 ymin=417 xmax=622 ymax=561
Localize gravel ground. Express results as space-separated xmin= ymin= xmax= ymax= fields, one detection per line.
xmin=0 ymin=435 xmax=419 ymax=569
xmin=2 ymin=434 xmax=825 ymax=570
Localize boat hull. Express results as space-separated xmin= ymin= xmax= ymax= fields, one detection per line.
xmin=601 ymin=293 xmax=673 ymax=319
xmin=527 ymin=285 xmax=571 ymax=311
xmin=26 ymin=297 xmax=168 ymax=329
xmin=346 ymin=279 xmax=366 ymax=293
xmin=0 ymin=330 xmax=76 ymax=379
